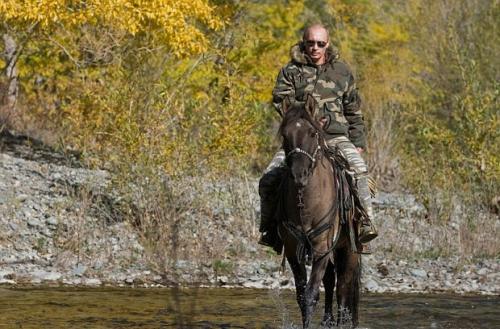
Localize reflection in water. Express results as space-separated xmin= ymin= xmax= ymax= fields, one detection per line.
xmin=0 ymin=287 xmax=498 ymax=328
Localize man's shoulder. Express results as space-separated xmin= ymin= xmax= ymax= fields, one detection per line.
xmin=328 ymin=59 xmax=354 ymax=77
xmin=278 ymin=61 xmax=302 ymax=77
xmin=281 ymin=61 xmax=301 ymax=72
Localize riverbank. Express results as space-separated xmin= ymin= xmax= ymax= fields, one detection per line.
xmin=0 ymin=131 xmax=498 ymax=295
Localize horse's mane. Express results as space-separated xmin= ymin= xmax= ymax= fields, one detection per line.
xmin=278 ymin=102 xmax=324 ymax=138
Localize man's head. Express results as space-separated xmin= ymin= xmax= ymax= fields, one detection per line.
xmin=302 ymin=24 xmax=330 ymax=65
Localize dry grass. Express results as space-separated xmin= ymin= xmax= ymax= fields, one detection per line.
xmin=373 ymin=191 xmax=499 ymax=260
xmin=115 ymin=172 xmax=260 ymax=280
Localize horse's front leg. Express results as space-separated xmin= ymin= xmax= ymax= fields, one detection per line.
xmin=335 ymin=248 xmax=361 ymax=328
xmin=303 ymin=255 xmax=329 ymax=328
xmin=287 ymin=255 xmax=307 ymax=322
xmin=321 ymin=259 xmax=336 ymax=328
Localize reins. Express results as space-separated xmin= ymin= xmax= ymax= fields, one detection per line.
xmin=280 ymin=127 xmax=342 ymax=264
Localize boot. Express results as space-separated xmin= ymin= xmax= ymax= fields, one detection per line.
xmin=358 ymin=202 xmax=378 ymax=243
xmin=357 ymin=175 xmax=378 ymax=244
xmin=359 ymin=220 xmax=378 ymax=244
xmin=258 ymin=196 xmax=280 ymax=249
xmin=258 ymin=167 xmax=284 ymax=253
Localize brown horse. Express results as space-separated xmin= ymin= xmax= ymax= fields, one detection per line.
xmin=277 ymin=96 xmax=361 ymax=328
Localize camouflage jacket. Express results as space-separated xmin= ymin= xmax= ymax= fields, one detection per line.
xmin=272 ymin=43 xmax=366 ymax=148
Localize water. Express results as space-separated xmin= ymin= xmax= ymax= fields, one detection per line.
xmin=0 ymin=287 xmax=498 ymax=328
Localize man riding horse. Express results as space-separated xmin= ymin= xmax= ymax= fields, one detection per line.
xmin=259 ymin=24 xmax=378 ymax=254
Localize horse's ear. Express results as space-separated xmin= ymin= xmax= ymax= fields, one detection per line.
xmin=282 ymin=96 xmax=292 ymax=115
xmin=305 ymin=94 xmax=316 ymax=116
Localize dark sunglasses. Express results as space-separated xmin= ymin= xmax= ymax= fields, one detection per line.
xmin=305 ymin=40 xmax=327 ymax=48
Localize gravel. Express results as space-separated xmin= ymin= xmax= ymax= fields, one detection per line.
xmin=0 ymin=133 xmax=498 ymax=295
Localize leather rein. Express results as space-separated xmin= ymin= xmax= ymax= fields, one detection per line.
xmin=283 ymin=130 xmax=341 ymax=264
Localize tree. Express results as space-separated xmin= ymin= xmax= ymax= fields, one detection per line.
xmin=0 ymin=0 xmax=223 ymax=120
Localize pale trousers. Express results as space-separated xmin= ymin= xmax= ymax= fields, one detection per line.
xmin=262 ymin=136 xmax=373 ymax=218
xmin=264 ymin=136 xmax=367 ymax=175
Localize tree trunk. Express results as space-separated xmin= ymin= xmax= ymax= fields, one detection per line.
xmin=2 ymin=33 xmax=19 ymax=115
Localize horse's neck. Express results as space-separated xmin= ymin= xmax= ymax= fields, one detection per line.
xmin=303 ymin=155 xmax=335 ymax=199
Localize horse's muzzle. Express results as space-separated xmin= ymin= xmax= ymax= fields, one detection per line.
xmin=291 ymin=165 xmax=310 ymax=188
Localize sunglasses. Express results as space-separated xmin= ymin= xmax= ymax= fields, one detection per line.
xmin=305 ymin=40 xmax=327 ymax=48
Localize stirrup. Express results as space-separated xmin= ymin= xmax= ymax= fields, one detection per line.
xmin=359 ymin=221 xmax=378 ymax=244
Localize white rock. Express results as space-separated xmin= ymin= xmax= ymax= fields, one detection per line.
xmin=364 ymin=278 xmax=379 ymax=292
xmin=85 ymin=278 xmax=102 ymax=286
xmin=410 ymin=269 xmax=427 ymax=278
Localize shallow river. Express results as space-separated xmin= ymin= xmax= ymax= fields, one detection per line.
xmin=0 ymin=287 xmax=498 ymax=328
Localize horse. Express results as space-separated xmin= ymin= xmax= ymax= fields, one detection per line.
xmin=277 ymin=95 xmax=362 ymax=328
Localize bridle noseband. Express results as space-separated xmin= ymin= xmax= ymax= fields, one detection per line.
xmin=285 ymin=131 xmax=322 ymax=174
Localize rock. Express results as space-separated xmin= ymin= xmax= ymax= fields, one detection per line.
xmin=27 ymin=218 xmax=42 ymax=228
xmin=8 ymin=222 xmax=18 ymax=231
xmin=31 ymin=270 xmax=62 ymax=281
xmin=84 ymin=278 xmax=102 ymax=286
xmin=45 ymin=217 xmax=58 ymax=226
xmin=0 ymin=270 xmax=13 ymax=279
xmin=72 ymin=264 xmax=87 ymax=277
xmin=376 ymin=263 xmax=389 ymax=277
xmin=363 ymin=278 xmax=379 ymax=292
xmin=280 ymin=279 xmax=290 ymax=286
xmin=410 ymin=269 xmax=427 ymax=278
xmin=477 ymin=268 xmax=488 ymax=276
xmin=62 ymin=278 xmax=82 ymax=285
xmin=16 ymin=194 xmax=29 ymax=202
xmin=217 ymin=276 xmax=228 ymax=285
xmin=0 ymin=278 xmax=16 ymax=285
xmin=242 ymin=281 xmax=264 ymax=289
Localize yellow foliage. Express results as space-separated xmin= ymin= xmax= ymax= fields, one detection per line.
xmin=1 ymin=0 xmax=497 ymax=204
xmin=0 ymin=0 xmax=223 ymax=57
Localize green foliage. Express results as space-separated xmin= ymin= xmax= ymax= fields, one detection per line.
xmin=399 ymin=0 xmax=499 ymax=201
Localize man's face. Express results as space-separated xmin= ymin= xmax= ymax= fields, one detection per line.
xmin=303 ymin=27 xmax=329 ymax=65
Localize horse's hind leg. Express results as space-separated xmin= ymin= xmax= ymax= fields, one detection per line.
xmin=303 ymin=256 xmax=329 ymax=328
xmin=287 ymin=256 xmax=307 ymax=323
xmin=321 ymin=260 xmax=336 ymax=328
xmin=335 ymin=248 xmax=361 ymax=328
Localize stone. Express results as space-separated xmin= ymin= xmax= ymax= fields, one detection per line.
xmin=16 ymin=194 xmax=29 ymax=202
xmin=27 ymin=218 xmax=42 ymax=228
xmin=72 ymin=264 xmax=87 ymax=277
xmin=45 ymin=217 xmax=58 ymax=226
xmin=31 ymin=270 xmax=62 ymax=281
xmin=410 ymin=269 xmax=427 ymax=278
xmin=217 ymin=275 xmax=228 ymax=285
xmin=0 ymin=278 xmax=16 ymax=285
xmin=364 ymin=278 xmax=379 ymax=292
xmin=85 ymin=278 xmax=102 ymax=286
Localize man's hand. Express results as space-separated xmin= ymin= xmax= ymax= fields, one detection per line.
xmin=356 ymin=147 xmax=364 ymax=154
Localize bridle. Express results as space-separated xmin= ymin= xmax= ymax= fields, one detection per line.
xmin=285 ymin=130 xmax=322 ymax=175
xmin=282 ymin=128 xmax=339 ymax=264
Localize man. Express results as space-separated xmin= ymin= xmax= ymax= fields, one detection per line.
xmin=258 ymin=24 xmax=377 ymax=253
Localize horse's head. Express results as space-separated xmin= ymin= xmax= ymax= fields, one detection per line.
xmin=279 ymin=95 xmax=324 ymax=188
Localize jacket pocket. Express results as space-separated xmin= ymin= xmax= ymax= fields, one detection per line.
xmin=324 ymin=99 xmax=348 ymax=124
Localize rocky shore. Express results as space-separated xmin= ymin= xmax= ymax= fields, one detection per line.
xmin=0 ymin=132 xmax=498 ymax=295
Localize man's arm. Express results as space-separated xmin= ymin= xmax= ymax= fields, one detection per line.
xmin=272 ymin=66 xmax=296 ymax=116
xmin=343 ymin=73 xmax=366 ymax=150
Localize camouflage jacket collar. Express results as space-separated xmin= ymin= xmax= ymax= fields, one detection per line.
xmin=290 ymin=43 xmax=340 ymax=67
